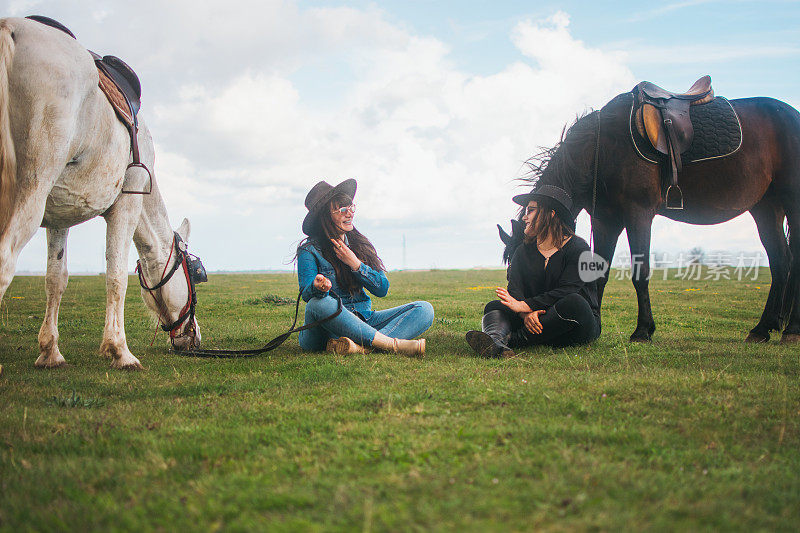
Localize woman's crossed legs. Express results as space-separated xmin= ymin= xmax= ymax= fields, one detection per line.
xmin=299 ymin=296 xmax=434 ymax=351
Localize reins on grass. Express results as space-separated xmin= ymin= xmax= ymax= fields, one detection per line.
xmin=179 ymin=290 xmax=343 ymax=358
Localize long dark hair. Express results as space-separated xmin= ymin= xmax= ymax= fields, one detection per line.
xmin=297 ymin=192 xmax=385 ymax=295
xmin=522 ymin=197 xmax=574 ymax=248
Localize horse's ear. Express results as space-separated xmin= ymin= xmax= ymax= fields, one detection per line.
xmin=498 ymin=223 xmax=512 ymax=245
xmin=176 ymin=218 xmax=191 ymax=243
xmin=511 ymin=218 xmax=525 ymax=236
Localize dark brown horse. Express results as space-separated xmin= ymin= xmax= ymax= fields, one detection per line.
xmin=512 ymin=87 xmax=800 ymax=343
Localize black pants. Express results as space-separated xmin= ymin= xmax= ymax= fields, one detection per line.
xmin=484 ymin=293 xmax=600 ymax=348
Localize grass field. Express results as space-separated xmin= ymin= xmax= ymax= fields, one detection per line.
xmin=1 ymin=269 xmax=798 ymax=531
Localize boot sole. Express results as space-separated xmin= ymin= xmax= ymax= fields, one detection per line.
xmin=466 ymin=330 xmax=504 ymax=358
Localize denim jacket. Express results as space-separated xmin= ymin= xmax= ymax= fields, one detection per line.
xmin=297 ymin=239 xmax=389 ymax=319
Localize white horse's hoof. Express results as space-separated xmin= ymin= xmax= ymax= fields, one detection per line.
xmin=110 ymin=355 xmax=143 ymax=371
xmin=34 ymin=353 xmax=67 ymax=368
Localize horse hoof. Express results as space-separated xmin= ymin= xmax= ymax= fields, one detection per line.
xmin=110 ymin=356 xmax=143 ymax=371
xmin=34 ymin=354 xmax=68 ymax=368
xmin=745 ymin=331 xmax=769 ymax=343
xmin=629 ymin=332 xmax=652 ymax=342
xmin=780 ymin=333 xmax=800 ymax=344
xmin=34 ymin=361 xmax=69 ymax=368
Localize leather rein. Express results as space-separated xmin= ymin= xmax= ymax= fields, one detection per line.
xmin=136 ymin=233 xmax=344 ymax=357
xmin=181 ymin=290 xmax=344 ymax=358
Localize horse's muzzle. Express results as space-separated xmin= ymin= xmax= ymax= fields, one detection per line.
xmin=171 ymin=319 xmax=201 ymax=351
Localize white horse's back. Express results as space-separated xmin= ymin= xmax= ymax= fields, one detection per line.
xmin=5 ymin=18 xmax=130 ymax=228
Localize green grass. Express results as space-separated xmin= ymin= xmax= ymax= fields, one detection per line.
xmin=1 ymin=269 xmax=798 ymax=531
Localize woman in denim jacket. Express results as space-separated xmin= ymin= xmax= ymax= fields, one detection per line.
xmin=296 ymin=179 xmax=433 ymax=356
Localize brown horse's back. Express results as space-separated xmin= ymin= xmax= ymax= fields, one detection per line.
xmin=657 ymin=97 xmax=800 ymax=225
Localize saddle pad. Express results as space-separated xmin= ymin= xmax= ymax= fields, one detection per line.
xmin=98 ymin=67 xmax=134 ymax=128
xmin=630 ymin=94 xmax=742 ymax=165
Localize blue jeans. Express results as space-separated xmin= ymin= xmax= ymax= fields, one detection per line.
xmin=298 ymin=296 xmax=434 ymax=351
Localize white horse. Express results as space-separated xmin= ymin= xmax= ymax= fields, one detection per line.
xmin=0 ymin=17 xmax=202 ymax=369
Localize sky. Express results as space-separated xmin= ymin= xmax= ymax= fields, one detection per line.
xmin=5 ymin=0 xmax=800 ymax=272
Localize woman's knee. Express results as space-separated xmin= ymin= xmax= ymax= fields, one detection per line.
xmin=411 ymin=300 xmax=434 ymax=324
xmin=553 ymin=293 xmax=591 ymax=320
xmin=484 ymin=300 xmax=505 ymax=314
xmin=305 ymin=294 xmax=339 ymax=318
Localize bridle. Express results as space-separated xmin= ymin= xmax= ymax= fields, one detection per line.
xmin=136 ymin=232 xmax=206 ymax=347
xmin=133 ymin=232 xmax=342 ymax=358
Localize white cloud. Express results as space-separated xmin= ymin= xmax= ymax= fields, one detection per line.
xmin=147 ymin=9 xmax=636 ymax=235
xmin=9 ymin=3 xmax=769 ymax=272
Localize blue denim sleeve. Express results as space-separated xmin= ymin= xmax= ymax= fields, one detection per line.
xmin=298 ymin=248 xmax=328 ymax=302
xmin=353 ymin=262 xmax=389 ymax=297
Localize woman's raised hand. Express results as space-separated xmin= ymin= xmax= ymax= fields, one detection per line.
xmin=496 ymin=287 xmax=532 ymax=314
xmin=331 ymin=239 xmax=362 ymax=270
xmin=313 ymin=274 xmax=332 ymax=292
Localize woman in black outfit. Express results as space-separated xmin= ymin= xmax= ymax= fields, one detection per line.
xmin=466 ymin=185 xmax=600 ymax=357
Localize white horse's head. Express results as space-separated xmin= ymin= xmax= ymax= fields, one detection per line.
xmin=138 ymin=218 xmax=205 ymax=351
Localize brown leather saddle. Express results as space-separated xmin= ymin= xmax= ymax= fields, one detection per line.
xmin=632 ymin=75 xmax=714 ymax=209
xmin=26 ymin=15 xmax=151 ymax=194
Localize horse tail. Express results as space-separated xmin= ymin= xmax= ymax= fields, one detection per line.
xmin=0 ymin=19 xmax=16 ymax=236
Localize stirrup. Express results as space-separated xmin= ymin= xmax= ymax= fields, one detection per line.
xmin=665 ymin=185 xmax=684 ymax=210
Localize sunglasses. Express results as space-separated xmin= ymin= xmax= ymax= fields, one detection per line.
xmin=333 ymin=204 xmax=356 ymax=215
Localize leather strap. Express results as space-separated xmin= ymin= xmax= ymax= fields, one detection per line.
xmin=180 ymin=292 xmax=344 ymax=358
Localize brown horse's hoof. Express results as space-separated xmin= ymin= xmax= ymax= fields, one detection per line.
xmin=780 ymin=333 xmax=800 ymax=344
xmin=745 ymin=331 xmax=770 ymax=343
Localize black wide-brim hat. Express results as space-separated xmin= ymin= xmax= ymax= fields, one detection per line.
xmin=302 ymin=179 xmax=357 ymax=235
xmin=512 ymin=184 xmax=576 ymax=231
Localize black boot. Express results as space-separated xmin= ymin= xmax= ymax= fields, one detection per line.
xmin=466 ymin=310 xmax=516 ymax=358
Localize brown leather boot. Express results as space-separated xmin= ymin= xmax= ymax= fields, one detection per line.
xmin=326 ymin=337 xmax=369 ymax=355
xmin=371 ymin=332 xmax=425 ymax=357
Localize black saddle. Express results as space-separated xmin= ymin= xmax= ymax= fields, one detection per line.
xmin=632 ymin=76 xmax=715 ymax=209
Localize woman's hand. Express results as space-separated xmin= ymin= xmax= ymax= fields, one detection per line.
xmin=496 ymin=287 xmax=532 ymax=314
xmin=313 ymin=274 xmax=332 ymax=292
xmin=523 ymin=310 xmax=546 ymax=335
xmin=331 ymin=239 xmax=362 ymax=270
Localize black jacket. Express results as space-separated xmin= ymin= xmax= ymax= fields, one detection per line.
xmin=507 ymin=236 xmax=600 ymax=319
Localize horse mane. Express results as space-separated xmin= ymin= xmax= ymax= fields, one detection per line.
xmin=500 ymin=110 xmax=602 ymax=264
xmin=520 ymin=110 xmax=601 ymax=195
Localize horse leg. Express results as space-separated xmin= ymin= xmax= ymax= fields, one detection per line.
xmin=591 ymin=214 xmax=624 ymax=309
xmin=0 ymin=172 xmax=60 ymax=313
xmin=35 ymin=228 xmax=70 ymax=367
xmin=100 ymin=199 xmax=143 ymax=370
xmin=779 ymin=207 xmax=800 ymax=343
xmin=625 ymin=209 xmax=657 ymax=341
xmin=746 ymin=198 xmax=789 ymax=342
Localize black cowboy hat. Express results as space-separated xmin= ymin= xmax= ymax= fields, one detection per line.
xmin=302 ymin=179 xmax=357 ymax=235
xmin=512 ymin=184 xmax=576 ymax=231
